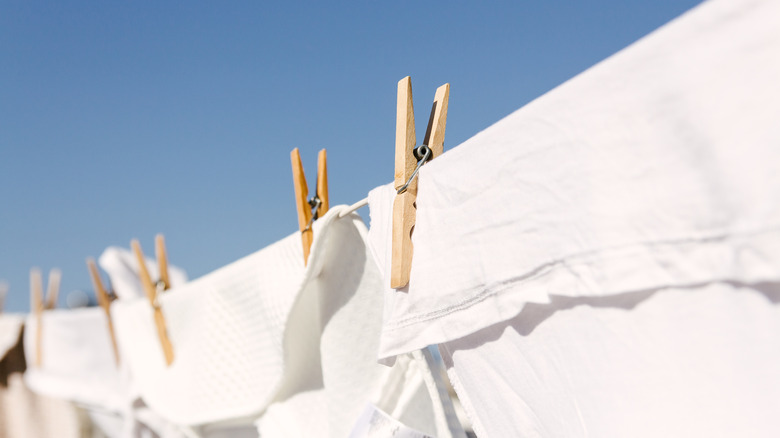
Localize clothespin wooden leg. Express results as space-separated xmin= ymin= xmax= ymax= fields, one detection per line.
xmin=291 ymin=148 xmax=314 ymax=265
xmin=87 ymin=258 xmax=120 ymax=365
xmin=44 ymin=268 xmax=61 ymax=310
xmin=424 ymin=84 xmax=450 ymax=159
xmin=391 ymin=77 xmax=417 ymax=289
xmin=131 ymin=239 xmax=175 ymax=365
xmin=391 ymin=77 xmax=450 ymax=289
xmin=155 ymin=234 xmax=170 ymax=291
xmin=30 ymin=268 xmax=44 ymax=367
xmin=317 ymin=149 xmax=329 ymax=217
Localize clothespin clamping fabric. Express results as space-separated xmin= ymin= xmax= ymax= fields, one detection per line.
xmin=29 ymin=267 xmax=61 ymax=367
xmin=291 ymin=148 xmax=330 ymax=265
xmin=391 ymin=76 xmax=449 ymax=288
xmin=131 ymin=234 xmax=175 ymax=365
xmin=86 ymin=258 xmax=120 ymax=365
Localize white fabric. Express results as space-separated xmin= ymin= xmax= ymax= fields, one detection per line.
xmin=348 ymin=404 xmax=430 ymax=438
xmin=99 ymin=246 xmax=188 ymax=300
xmin=20 ymin=308 xmax=186 ymax=438
xmin=23 ymin=307 xmax=124 ymax=411
xmin=0 ymin=314 xmax=24 ymax=360
xmin=368 ymin=0 xmax=780 ymax=359
xmin=111 ymin=224 xmax=305 ymax=426
xmin=111 ymin=206 xmax=450 ymax=436
xmin=440 ymin=282 xmax=780 ymax=437
xmin=256 ymin=208 xmax=462 ymax=438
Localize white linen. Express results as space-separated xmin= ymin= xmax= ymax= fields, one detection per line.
xmin=113 ymin=206 xmax=448 ymax=436
xmin=440 ymin=282 xmax=780 ymax=437
xmin=368 ymin=0 xmax=780 ymax=359
xmin=99 ymin=246 xmax=188 ymax=300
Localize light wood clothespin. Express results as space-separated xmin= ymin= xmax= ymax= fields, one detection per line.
xmin=44 ymin=268 xmax=61 ymax=310
xmin=131 ymin=235 xmax=175 ymax=365
xmin=86 ymin=258 xmax=120 ymax=365
xmin=391 ymin=76 xmax=449 ymax=288
xmin=29 ymin=267 xmax=61 ymax=366
xmin=291 ymin=148 xmax=329 ymax=265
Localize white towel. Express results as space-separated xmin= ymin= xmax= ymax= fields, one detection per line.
xmin=368 ymin=0 xmax=780 ymax=360
xmin=111 ymin=206 xmax=453 ymax=437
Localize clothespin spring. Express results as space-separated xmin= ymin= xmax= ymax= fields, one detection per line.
xmin=396 ymin=144 xmax=432 ymax=195
xmin=303 ymin=196 xmax=323 ymax=232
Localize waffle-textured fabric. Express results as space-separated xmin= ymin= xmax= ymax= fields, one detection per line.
xmin=112 ymin=206 xmax=448 ymax=436
xmin=110 ymin=224 xmax=305 ymax=426
xmin=368 ymin=0 xmax=780 ymax=360
xmin=99 ymin=246 xmax=188 ymax=300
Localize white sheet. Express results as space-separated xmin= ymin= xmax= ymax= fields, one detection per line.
xmin=440 ymin=282 xmax=780 ymax=437
xmin=368 ymin=0 xmax=780 ymax=359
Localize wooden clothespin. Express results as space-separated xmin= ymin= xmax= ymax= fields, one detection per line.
xmin=391 ymin=76 xmax=449 ymax=288
xmin=131 ymin=236 xmax=175 ymax=365
xmin=44 ymin=268 xmax=61 ymax=310
xmin=86 ymin=258 xmax=120 ymax=365
xmin=291 ymin=148 xmax=329 ymax=265
xmin=30 ymin=267 xmax=61 ymax=366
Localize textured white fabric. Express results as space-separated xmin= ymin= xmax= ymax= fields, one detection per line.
xmin=0 ymin=314 xmax=23 ymax=360
xmin=368 ymin=0 xmax=780 ymax=359
xmin=99 ymin=246 xmax=188 ymax=300
xmin=23 ymin=307 xmax=124 ymax=411
xmin=111 ymin=223 xmax=305 ymax=426
xmin=256 ymin=208 xmax=462 ymax=438
xmin=109 ymin=205 xmax=448 ymax=435
xmin=440 ymin=282 xmax=780 ymax=437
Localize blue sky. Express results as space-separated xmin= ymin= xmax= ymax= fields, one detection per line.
xmin=0 ymin=1 xmax=702 ymax=312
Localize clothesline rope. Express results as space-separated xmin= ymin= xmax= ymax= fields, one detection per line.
xmin=339 ymin=198 xmax=368 ymax=217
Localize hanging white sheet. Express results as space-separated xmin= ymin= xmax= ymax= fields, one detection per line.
xmin=368 ymin=0 xmax=780 ymax=360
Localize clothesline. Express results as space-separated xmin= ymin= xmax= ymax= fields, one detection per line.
xmin=338 ymin=197 xmax=368 ymax=218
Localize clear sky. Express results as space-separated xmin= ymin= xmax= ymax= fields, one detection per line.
xmin=0 ymin=1 xmax=703 ymax=312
